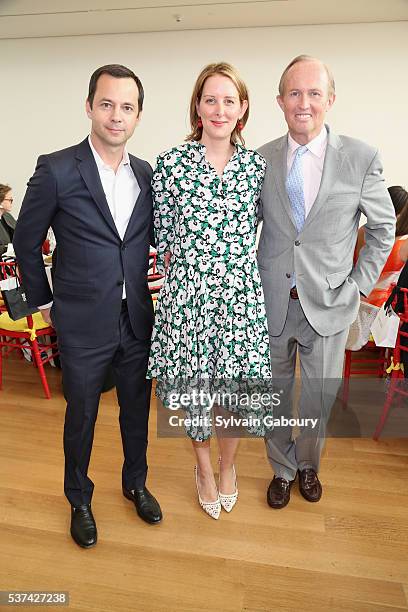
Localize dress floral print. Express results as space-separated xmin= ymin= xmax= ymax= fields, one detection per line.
xmin=147 ymin=141 xmax=273 ymax=440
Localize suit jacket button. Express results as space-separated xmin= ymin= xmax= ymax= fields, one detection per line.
xmin=286 ymin=273 xmax=291 ymax=278
xmin=295 ymin=240 xmax=300 ymax=246
xmin=117 ymin=280 xmax=124 ymax=286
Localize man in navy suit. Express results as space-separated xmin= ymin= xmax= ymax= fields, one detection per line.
xmin=14 ymin=64 xmax=162 ymax=548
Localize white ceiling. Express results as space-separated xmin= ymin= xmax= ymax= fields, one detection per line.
xmin=0 ymin=0 xmax=407 ymax=39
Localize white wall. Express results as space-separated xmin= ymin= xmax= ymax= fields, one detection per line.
xmin=1 ymin=21 xmax=407 ymax=214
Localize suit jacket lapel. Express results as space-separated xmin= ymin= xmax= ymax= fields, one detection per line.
xmin=123 ymin=156 xmax=150 ymax=240
xmin=303 ymin=127 xmax=345 ymax=229
xmin=270 ymin=136 xmax=298 ymax=230
xmin=75 ymin=139 xmax=120 ymax=238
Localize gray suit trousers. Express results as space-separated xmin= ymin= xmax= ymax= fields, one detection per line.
xmin=265 ymin=297 xmax=348 ymax=480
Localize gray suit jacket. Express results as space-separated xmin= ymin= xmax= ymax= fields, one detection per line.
xmin=257 ymin=126 xmax=396 ymax=337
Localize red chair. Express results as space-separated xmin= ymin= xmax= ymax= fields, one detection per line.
xmin=343 ymin=342 xmax=388 ymax=406
xmin=342 ymin=300 xmax=389 ymax=406
xmin=373 ymin=288 xmax=408 ymax=439
xmin=0 ymin=260 xmax=59 ymax=399
xmin=343 ymin=241 xmax=393 ymax=406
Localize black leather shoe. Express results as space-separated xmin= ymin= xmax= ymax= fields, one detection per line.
xmin=70 ymin=504 xmax=97 ymax=548
xmin=267 ymin=476 xmax=295 ymax=509
xmin=298 ymin=468 xmax=322 ymax=502
xmin=123 ymin=486 xmax=163 ymax=524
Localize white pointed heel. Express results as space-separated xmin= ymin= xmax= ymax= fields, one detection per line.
xmin=219 ymin=461 xmax=238 ymax=513
xmin=194 ymin=466 xmax=221 ymax=520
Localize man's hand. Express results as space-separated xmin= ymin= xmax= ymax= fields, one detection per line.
xmin=39 ymin=307 xmax=52 ymax=325
xmin=164 ymin=251 xmax=172 ymax=273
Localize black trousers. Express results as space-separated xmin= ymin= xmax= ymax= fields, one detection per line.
xmin=60 ymin=301 xmax=152 ymax=507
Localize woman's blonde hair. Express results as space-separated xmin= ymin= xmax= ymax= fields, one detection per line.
xmin=186 ymin=62 xmax=249 ymax=145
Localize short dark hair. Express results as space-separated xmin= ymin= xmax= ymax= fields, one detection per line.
xmin=87 ymin=64 xmax=144 ymax=114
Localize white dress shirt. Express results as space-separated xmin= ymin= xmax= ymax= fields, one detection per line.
xmin=287 ymin=126 xmax=327 ymax=217
xmin=88 ymin=136 xmax=140 ymax=298
xmin=88 ymin=136 xmax=140 ymax=240
xmin=39 ymin=138 xmax=140 ymax=308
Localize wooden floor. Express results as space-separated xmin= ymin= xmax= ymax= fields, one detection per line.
xmin=0 ymin=356 xmax=407 ymax=612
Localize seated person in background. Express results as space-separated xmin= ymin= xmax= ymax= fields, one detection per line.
xmin=0 ymin=184 xmax=16 ymax=256
xmin=355 ymin=185 xmax=408 ymax=306
xmin=386 ymin=240 xmax=408 ymax=377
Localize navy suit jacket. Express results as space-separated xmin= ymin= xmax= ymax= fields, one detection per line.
xmin=14 ymin=138 xmax=154 ymax=347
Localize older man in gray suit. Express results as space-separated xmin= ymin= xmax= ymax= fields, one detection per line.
xmin=257 ymin=55 xmax=395 ymax=509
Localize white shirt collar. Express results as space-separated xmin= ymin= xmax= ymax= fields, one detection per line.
xmin=287 ymin=125 xmax=328 ymax=158
xmin=88 ymin=135 xmax=130 ymax=171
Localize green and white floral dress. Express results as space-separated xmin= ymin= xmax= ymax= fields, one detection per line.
xmin=147 ymin=142 xmax=272 ymax=440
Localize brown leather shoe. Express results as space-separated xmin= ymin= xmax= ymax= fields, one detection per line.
xmin=267 ymin=476 xmax=295 ymax=509
xmin=298 ymin=468 xmax=322 ymax=502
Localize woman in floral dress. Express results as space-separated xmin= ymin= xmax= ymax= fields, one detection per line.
xmin=147 ymin=63 xmax=272 ymax=518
